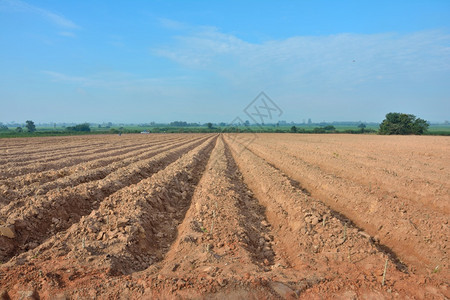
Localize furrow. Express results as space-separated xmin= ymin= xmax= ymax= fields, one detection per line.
xmin=0 ymin=136 xmax=184 ymax=189
xmin=0 ymin=137 xmax=194 ymax=206
xmin=0 ymin=135 xmax=215 ymax=262
xmin=146 ymin=136 xmax=278 ymax=295
xmin=228 ymin=134 xmax=449 ymax=276
xmin=246 ymin=134 xmax=449 ymax=214
xmin=0 ymin=138 xmax=107 ymax=158
xmin=3 ymin=135 xmax=217 ymax=278
xmin=0 ymin=136 xmax=184 ymax=178
xmin=224 ymin=135 xmax=434 ymax=296
xmin=0 ymin=142 xmax=110 ymax=165
xmin=0 ymin=135 xmax=181 ymax=165
xmin=0 ymin=135 xmax=210 ymax=217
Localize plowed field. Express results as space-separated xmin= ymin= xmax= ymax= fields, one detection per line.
xmin=0 ymin=133 xmax=448 ymax=299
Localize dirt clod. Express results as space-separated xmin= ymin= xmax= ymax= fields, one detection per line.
xmin=0 ymin=226 xmax=15 ymax=239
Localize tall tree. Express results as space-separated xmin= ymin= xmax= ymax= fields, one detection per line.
xmin=25 ymin=120 xmax=36 ymax=132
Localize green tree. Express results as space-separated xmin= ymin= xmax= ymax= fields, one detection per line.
xmin=358 ymin=123 xmax=366 ymax=133
xmin=0 ymin=123 xmax=8 ymax=131
xmin=66 ymin=123 xmax=91 ymax=132
xmin=290 ymin=126 xmax=297 ymax=133
xmin=379 ymin=113 xmax=429 ymax=135
xmin=15 ymin=127 xmax=23 ymax=132
xmin=25 ymin=120 xmax=36 ymax=132
xmin=170 ymin=121 xmax=188 ymax=127
xmin=207 ymin=122 xmax=213 ymax=129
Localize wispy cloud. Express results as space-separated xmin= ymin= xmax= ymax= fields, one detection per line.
xmin=0 ymin=0 xmax=79 ymax=29
xmin=41 ymin=70 xmax=210 ymax=112
xmin=42 ymin=70 xmax=192 ymax=91
xmin=153 ymin=27 xmax=450 ymax=91
xmin=42 ymin=71 xmax=91 ymax=84
xmin=149 ymin=26 xmax=450 ymax=121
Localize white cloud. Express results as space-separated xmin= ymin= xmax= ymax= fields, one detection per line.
xmin=153 ymin=28 xmax=450 ymax=91
xmin=150 ymin=26 xmax=450 ymax=121
xmin=0 ymin=0 xmax=79 ymax=29
xmin=41 ymin=70 xmax=194 ymax=92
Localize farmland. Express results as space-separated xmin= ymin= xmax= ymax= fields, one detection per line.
xmin=0 ymin=133 xmax=448 ymax=299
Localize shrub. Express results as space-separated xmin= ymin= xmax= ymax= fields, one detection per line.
xmin=109 ymin=128 xmax=120 ymax=134
xmin=313 ymin=127 xmax=326 ymax=133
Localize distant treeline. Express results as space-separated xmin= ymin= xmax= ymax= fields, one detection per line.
xmin=1 ymin=113 xmax=449 ymax=138
xmin=66 ymin=123 xmax=91 ymax=132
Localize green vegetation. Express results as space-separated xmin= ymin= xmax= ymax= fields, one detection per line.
xmin=358 ymin=123 xmax=366 ymax=133
xmin=66 ymin=123 xmax=91 ymax=132
xmin=25 ymin=120 xmax=36 ymax=133
xmin=379 ymin=113 xmax=429 ymax=135
xmin=169 ymin=121 xmax=199 ymax=127
xmin=313 ymin=125 xmax=336 ymax=133
xmin=0 ymin=119 xmax=449 ymax=138
xmin=426 ymin=124 xmax=450 ymax=136
xmin=0 ymin=123 xmax=9 ymax=131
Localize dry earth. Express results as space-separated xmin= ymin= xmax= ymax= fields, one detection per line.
xmin=0 ymin=133 xmax=448 ymax=299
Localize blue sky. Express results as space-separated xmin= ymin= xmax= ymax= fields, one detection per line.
xmin=1 ymin=0 xmax=449 ymax=124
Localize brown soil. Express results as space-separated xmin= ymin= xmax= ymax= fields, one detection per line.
xmin=0 ymin=133 xmax=448 ymax=299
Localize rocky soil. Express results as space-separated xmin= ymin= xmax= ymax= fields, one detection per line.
xmin=0 ymin=133 xmax=448 ymax=299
